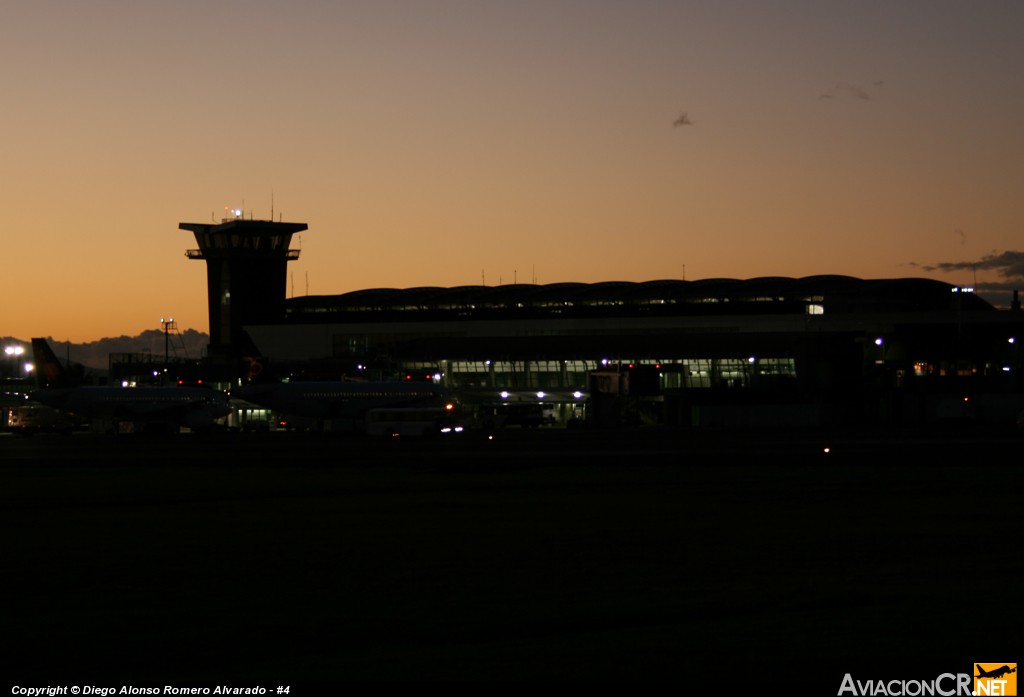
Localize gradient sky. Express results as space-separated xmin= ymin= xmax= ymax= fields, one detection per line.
xmin=3 ymin=0 xmax=1022 ymax=342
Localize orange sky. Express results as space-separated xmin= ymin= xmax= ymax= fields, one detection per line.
xmin=3 ymin=1 xmax=1022 ymax=342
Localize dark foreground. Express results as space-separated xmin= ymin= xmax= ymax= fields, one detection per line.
xmin=2 ymin=427 xmax=1021 ymax=687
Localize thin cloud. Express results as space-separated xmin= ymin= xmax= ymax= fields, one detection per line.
xmin=819 ymin=80 xmax=881 ymax=101
xmin=920 ymin=250 xmax=1024 ymax=280
xmin=972 ymin=280 xmax=1024 ymax=292
xmin=838 ymin=82 xmax=871 ymax=100
xmin=909 ymin=250 xmax=1024 ymax=308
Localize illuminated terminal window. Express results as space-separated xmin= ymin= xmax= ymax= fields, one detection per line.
xmin=756 ymin=358 xmax=797 ymax=376
xmin=449 ymin=361 xmax=492 ymax=388
xmin=913 ymin=362 xmax=934 ymax=377
xmin=428 ymin=356 xmax=798 ymax=391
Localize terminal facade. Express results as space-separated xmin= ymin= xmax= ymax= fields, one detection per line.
xmin=175 ymin=217 xmax=1024 ymax=428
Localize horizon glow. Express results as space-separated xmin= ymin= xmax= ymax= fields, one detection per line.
xmin=2 ymin=1 xmax=1022 ymax=342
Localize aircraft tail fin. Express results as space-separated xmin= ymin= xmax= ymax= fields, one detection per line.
xmin=31 ymin=338 xmax=74 ymax=388
xmin=241 ymin=355 xmax=276 ymax=384
xmin=236 ymin=330 xmax=278 ymax=384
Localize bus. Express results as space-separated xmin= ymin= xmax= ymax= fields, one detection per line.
xmin=476 ymin=402 xmax=556 ymax=429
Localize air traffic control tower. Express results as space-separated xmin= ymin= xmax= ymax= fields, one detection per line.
xmin=181 ymin=215 xmax=307 ymax=360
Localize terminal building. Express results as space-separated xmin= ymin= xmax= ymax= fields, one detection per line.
xmin=173 ymin=216 xmax=1024 ymax=428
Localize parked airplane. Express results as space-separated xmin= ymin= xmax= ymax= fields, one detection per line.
xmin=231 ymin=356 xmax=450 ymax=421
xmin=29 ymin=338 xmax=231 ymax=432
xmin=232 ymin=379 xmax=448 ymax=420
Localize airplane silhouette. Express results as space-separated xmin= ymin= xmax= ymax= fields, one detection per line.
xmin=231 ymin=356 xmax=448 ymax=421
xmin=30 ymin=338 xmax=230 ymax=432
xmin=976 ymin=665 xmax=1017 ymax=679
xmin=673 ymin=112 xmax=692 ymax=127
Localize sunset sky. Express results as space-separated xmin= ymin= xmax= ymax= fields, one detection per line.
xmin=3 ymin=0 xmax=1022 ymax=342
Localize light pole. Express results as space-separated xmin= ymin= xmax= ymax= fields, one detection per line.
xmin=160 ymin=318 xmax=176 ymax=385
xmin=5 ymin=345 xmax=24 ymax=380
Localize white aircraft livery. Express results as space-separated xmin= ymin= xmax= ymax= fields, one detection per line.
xmin=29 ymin=338 xmax=231 ymax=431
xmin=231 ymin=379 xmax=447 ymax=420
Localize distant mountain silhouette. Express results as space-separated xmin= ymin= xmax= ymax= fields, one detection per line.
xmin=1 ymin=329 xmax=209 ymax=372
